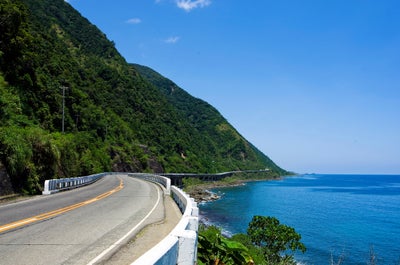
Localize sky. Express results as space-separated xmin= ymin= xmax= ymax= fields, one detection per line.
xmin=67 ymin=0 xmax=400 ymax=174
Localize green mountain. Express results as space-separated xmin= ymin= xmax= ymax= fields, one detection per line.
xmin=0 ymin=0 xmax=286 ymax=195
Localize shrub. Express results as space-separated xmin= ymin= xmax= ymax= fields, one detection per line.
xmin=247 ymin=216 xmax=306 ymax=264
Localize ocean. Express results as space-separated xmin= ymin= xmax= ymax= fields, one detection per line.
xmin=199 ymin=174 xmax=400 ymax=265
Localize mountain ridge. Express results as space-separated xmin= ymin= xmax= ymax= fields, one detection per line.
xmin=0 ymin=0 xmax=287 ymax=195
xmin=131 ymin=63 xmax=286 ymax=175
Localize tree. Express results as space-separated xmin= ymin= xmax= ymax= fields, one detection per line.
xmin=247 ymin=216 xmax=306 ymax=264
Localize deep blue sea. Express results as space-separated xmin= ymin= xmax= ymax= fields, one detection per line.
xmin=199 ymin=174 xmax=400 ymax=265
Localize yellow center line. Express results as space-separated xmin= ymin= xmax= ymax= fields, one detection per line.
xmin=0 ymin=177 xmax=124 ymax=234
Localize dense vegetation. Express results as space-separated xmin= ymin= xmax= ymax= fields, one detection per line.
xmin=132 ymin=64 xmax=287 ymax=175
xmin=0 ymin=0 xmax=287 ymax=195
xmin=198 ymin=216 xmax=306 ymax=265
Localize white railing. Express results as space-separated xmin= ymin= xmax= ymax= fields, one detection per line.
xmin=42 ymin=172 xmax=107 ymax=195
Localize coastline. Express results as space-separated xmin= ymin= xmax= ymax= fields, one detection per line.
xmin=193 ymin=174 xmax=400 ymax=264
xmin=185 ymin=175 xmax=283 ymax=203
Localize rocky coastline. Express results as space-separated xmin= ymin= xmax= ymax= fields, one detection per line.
xmin=187 ymin=187 xmax=221 ymax=203
xmin=185 ymin=180 xmax=247 ymax=203
xmin=185 ymin=174 xmax=285 ymax=203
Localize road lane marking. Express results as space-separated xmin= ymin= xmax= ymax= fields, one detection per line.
xmin=0 ymin=177 xmax=124 ymax=234
xmin=87 ymin=183 xmax=162 ymax=265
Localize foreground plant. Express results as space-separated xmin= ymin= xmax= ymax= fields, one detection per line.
xmin=197 ymin=226 xmax=254 ymax=265
xmin=197 ymin=216 xmax=306 ymax=265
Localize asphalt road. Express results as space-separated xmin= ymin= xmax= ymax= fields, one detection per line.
xmin=0 ymin=174 xmax=164 ymax=265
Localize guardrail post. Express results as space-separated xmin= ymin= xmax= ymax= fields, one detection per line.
xmin=187 ymin=216 xmax=199 ymax=232
xmin=42 ymin=180 xmax=51 ymax=195
xmin=165 ymin=177 xmax=171 ymax=195
xmin=176 ymin=230 xmax=198 ymax=265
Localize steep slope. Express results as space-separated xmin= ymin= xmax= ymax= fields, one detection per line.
xmin=132 ymin=64 xmax=286 ymax=175
xmin=0 ymin=0 xmax=286 ymax=194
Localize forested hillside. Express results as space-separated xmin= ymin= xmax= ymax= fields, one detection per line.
xmin=132 ymin=64 xmax=286 ymax=175
xmin=0 ymin=0 xmax=286 ymax=195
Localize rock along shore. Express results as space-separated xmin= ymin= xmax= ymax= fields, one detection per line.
xmin=185 ymin=179 xmax=249 ymax=203
xmin=184 ymin=172 xmax=286 ymax=203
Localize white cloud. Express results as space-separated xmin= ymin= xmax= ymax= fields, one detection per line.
xmin=164 ymin=36 xmax=180 ymax=44
xmin=126 ymin=18 xmax=142 ymax=24
xmin=176 ymin=0 xmax=211 ymax=12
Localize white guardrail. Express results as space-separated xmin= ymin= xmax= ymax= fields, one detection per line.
xmin=42 ymin=172 xmax=199 ymax=265
xmin=42 ymin=172 xmax=108 ymax=195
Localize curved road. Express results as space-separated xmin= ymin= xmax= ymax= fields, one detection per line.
xmin=0 ymin=174 xmax=164 ymax=265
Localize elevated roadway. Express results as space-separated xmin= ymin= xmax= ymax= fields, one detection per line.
xmin=161 ymin=169 xmax=270 ymax=186
xmin=0 ymin=174 xmax=170 ymax=265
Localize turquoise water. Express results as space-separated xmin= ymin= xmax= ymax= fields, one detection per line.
xmin=199 ymin=174 xmax=400 ymax=264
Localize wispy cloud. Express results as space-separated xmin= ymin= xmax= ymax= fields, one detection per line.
xmin=126 ymin=18 xmax=142 ymax=24
xmin=176 ymin=0 xmax=211 ymax=12
xmin=164 ymin=36 xmax=180 ymax=44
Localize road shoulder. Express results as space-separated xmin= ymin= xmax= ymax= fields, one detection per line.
xmin=103 ymin=194 xmax=182 ymax=264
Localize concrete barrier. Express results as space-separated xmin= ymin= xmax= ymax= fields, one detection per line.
xmin=42 ymin=173 xmax=107 ymax=195
xmin=131 ymin=184 xmax=199 ymax=265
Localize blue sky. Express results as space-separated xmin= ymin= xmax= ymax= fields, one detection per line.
xmin=68 ymin=0 xmax=400 ymax=174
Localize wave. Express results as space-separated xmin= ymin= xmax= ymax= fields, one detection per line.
xmin=199 ymin=214 xmax=234 ymax=237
